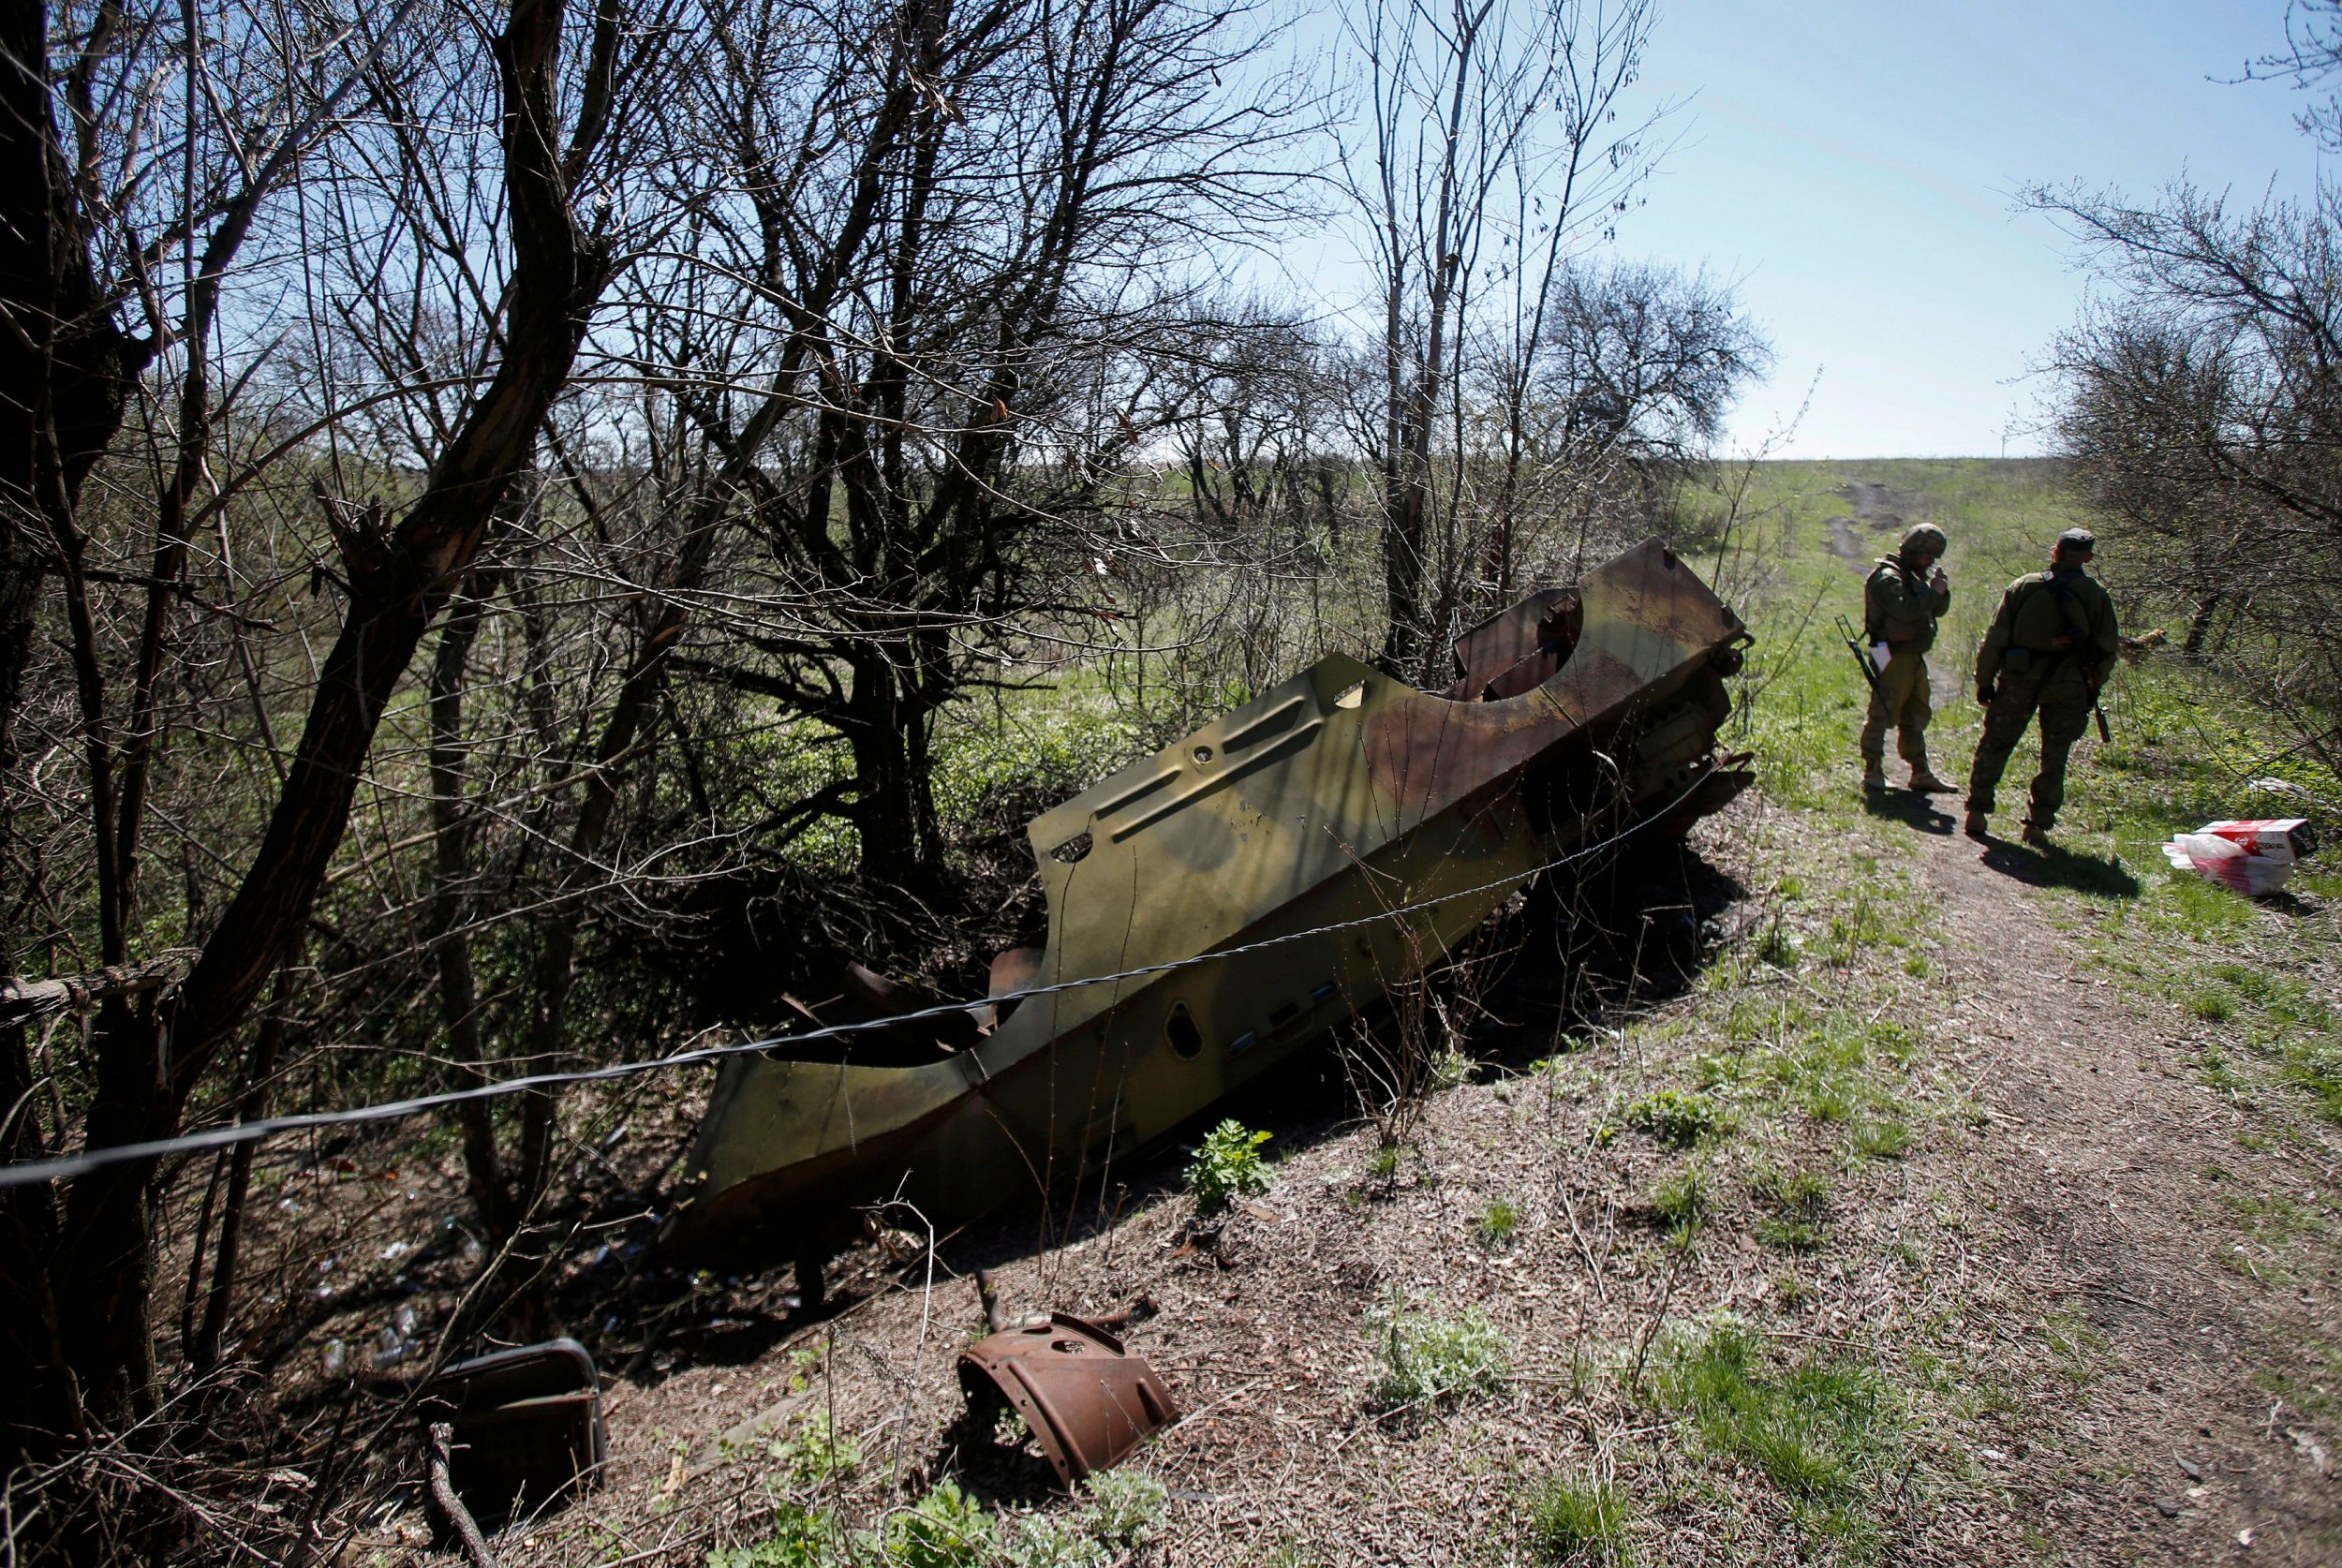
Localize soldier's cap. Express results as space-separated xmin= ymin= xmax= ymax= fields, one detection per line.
xmin=1898 ymin=523 xmax=1947 ymax=558
xmin=2054 ymin=526 xmax=2097 ymax=555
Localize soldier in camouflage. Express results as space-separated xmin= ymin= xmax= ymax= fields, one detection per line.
xmin=1964 ymin=527 xmax=2121 ymax=847
xmin=1860 ymin=523 xmax=1954 ymax=792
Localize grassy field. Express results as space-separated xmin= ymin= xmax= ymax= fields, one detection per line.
xmin=1699 ymin=458 xmax=2342 ymax=1136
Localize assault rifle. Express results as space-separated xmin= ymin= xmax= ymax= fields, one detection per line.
xmin=1834 ymin=614 xmax=1881 ymax=693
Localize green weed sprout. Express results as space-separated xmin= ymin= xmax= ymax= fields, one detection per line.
xmin=1623 ymin=1088 xmax=1723 ymax=1148
xmin=1186 ymin=1119 xmax=1272 ymax=1215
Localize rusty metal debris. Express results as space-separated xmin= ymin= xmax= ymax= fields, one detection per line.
xmin=663 ymin=538 xmax=1752 ymax=1266
xmin=417 ymin=1339 xmax=606 ymax=1527
xmin=957 ymin=1313 xmax=1180 ymax=1487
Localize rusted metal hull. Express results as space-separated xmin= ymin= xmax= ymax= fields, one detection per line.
xmin=663 ymin=539 xmax=1750 ymax=1259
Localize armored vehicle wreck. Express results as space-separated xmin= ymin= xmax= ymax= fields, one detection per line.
xmin=663 ymin=539 xmax=1752 ymax=1278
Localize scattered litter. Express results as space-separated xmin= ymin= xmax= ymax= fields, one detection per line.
xmin=957 ymin=1313 xmax=1179 ymax=1487
xmin=320 ymin=1339 xmax=347 ymax=1380
xmin=2178 ymin=1457 xmax=2202 ymax=1481
xmin=2286 ymin=1427 xmax=2334 ymax=1478
xmin=2248 ymin=777 xmax=2321 ymax=806
xmin=2239 ymin=1528 xmax=2255 ymax=1547
xmin=2162 ymin=819 xmax=2317 ymax=896
xmin=2155 ymin=1497 xmax=2182 ymax=1517
xmin=372 ymin=1325 xmax=409 ymax=1371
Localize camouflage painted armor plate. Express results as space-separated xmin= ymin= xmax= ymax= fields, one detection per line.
xmin=662 ymin=539 xmax=1751 ymax=1261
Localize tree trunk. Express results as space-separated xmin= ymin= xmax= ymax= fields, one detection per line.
xmin=190 ymin=973 xmax=292 ymax=1373
xmin=21 ymin=0 xmax=621 ymax=1441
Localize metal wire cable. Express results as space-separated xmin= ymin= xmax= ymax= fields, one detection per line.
xmin=0 ymin=772 xmax=1714 ymax=1189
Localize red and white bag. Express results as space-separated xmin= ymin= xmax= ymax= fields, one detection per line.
xmin=2161 ymin=818 xmax=2314 ymax=896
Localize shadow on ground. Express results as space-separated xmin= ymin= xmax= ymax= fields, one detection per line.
xmin=1975 ymin=836 xmax=2142 ymax=898
xmin=1863 ymin=789 xmax=1957 ymax=836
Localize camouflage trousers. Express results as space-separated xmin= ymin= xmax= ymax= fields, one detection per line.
xmin=1859 ymin=649 xmax=1934 ymax=769
xmin=1964 ymin=666 xmax=2093 ymax=828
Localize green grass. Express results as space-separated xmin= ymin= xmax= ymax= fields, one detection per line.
xmin=1653 ymin=1167 xmax=1709 ymax=1230
xmin=1521 ymin=1472 xmax=1633 ymax=1564
xmin=1654 ymin=1326 xmax=1904 ymax=1559
xmin=1753 ymin=1167 xmax=1831 ymax=1252
xmin=1477 ymin=1195 xmax=1523 ymax=1246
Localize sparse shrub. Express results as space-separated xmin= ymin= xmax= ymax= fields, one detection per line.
xmin=1429 ymin=1048 xmax=1474 ymax=1090
xmin=1523 ymin=1471 xmax=1632 ymax=1564
xmin=1080 ymin=1468 xmax=1167 ymax=1548
xmin=1476 ymin=1196 xmax=1522 ymax=1246
xmin=1186 ymin=1119 xmax=1272 ymax=1215
xmin=1624 ymin=1088 xmax=1722 ymax=1148
xmin=878 ymin=1479 xmax=996 ymax=1568
xmin=708 ymin=1501 xmax=845 ymax=1568
xmin=1366 ymin=1291 xmax=1509 ymax=1410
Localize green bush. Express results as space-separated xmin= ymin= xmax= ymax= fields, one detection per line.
xmin=1623 ymin=1088 xmax=1723 ymax=1148
xmin=1365 ymin=1291 xmax=1509 ymax=1411
xmin=1079 ymin=1469 xmax=1167 ymax=1549
xmin=1185 ymin=1119 xmax=1272 ymax=1215
xmin=996 ymin=1469 xmax=1168 ymax=1568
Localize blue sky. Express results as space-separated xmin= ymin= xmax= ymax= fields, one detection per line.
xmin=1614 ymin=1 xmax=2327 ymax=457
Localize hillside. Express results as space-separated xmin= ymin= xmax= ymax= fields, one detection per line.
xmin=299 ymin=462 xmax=2338 ymax=1567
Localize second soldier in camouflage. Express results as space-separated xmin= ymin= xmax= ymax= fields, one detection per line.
xmin=1964 ymin=527 xmax=2121 ymax=847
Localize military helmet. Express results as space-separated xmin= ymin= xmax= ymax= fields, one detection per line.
xmin=2055 ymin=526 xmax=2097 ymax=556
xmin=1899 ymin=523 xmax=1947 ymax=559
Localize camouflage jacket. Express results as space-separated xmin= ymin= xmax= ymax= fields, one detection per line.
xmin=1974 ymin=566 xmax=2119 ymax=688
xmin=1863 ymin=555 xmax=1951 ymax=654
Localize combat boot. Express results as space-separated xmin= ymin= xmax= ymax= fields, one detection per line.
xmin=1860 ymin=762 xmax=1887 ymax=791
xmin=2020 ymin=821 xmax=2053 ymax=850
xmin=1963 ymin=810 xmax=1990 ymax=840
xmin=1906 ymin=767 xmax=1956 ymax=793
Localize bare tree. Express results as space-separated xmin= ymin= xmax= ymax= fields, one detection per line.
xmin=2033 ymin=177 xmax=2342 ymax=777
xmin=0 ymin=0 xmax=655 ymax=1488
xmin=648 ymin=0 xmax=1305 ymax=893
xmin=1338 ymin=0 xmax=1662 ymax=676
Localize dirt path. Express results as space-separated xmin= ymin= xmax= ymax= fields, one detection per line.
xmin=1820 ymin=476 xmax=2340 ymax=1561
xmin=1897 ymin=817 xmax=2342 ymax=1562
